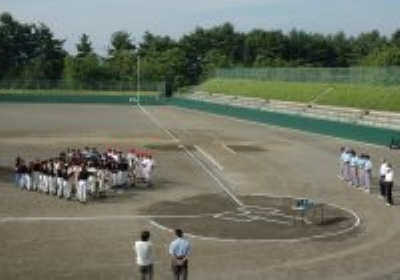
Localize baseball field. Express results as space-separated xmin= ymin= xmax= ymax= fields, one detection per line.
xmin=1 ymin=102 xmax=400 ymax=280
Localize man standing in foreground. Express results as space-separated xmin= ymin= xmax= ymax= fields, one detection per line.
xmin=134 ymin=230 xmax=154 ymax=280
xmin=169 ymin=229 xmax=191 ymax=280
xmin=384 ymin=164 xmax=394 ymax=206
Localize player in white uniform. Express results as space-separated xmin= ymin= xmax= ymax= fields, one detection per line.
xmin=87 ymin=163 xmax=97 ymax=195
xmin=363 ymin=155 xmax=372 ymax=193
xmin=48 ymin=161 xmax=57 ymax=195
xmin=127 ymin=149 xmax=138 ymax=187
xmin=340 ymin=147 xmax=351 ymax=182
xmin=56 ymin=161 xmax=64 ymax=197
xmin=349 ymin=151 xmax=359 ymax=187
xmin=63 ymin=165 xmax=73 ymax=199
xmin=31 ymin=160 xmax=41 ymax=191
xmin=135 ymin=152 xmax=145 ymax=184
xmin=77 ymin=165 xmax=89 ymax=203
xmin=18 ymin=162 xmax=30 ymax=190
xmin=43 ymin=162 xmax=52 ymax=194
xmin=357 ymin=154 xmax=366 ymax=190
xmin=142 ymin=154 xmax=155 ymax=187
xmin=97 ymin=164 xmax=107 ymax=197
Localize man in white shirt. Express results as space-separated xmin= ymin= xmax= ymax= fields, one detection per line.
xmin=134 ymin=230 xmax=154 ymax=280
xmin=379 ymin=159 xmax=389 ymax=199
xmin=384 ymin=164 xmax=394 ymax=206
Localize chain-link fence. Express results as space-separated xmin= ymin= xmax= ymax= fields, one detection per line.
xmin=0 ymin=79 xmax=166 ymax=95
xmin=215 ymin=67 xmax=400 ymax=86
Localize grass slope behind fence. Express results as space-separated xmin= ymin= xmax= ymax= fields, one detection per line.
xmin=200 ymin=78 xmax=400 ymax=112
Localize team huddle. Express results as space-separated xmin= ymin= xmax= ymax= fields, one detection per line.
xmin=14 ymin=147 xmax=155 ymax=203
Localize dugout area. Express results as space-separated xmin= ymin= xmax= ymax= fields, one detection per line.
xmin=1 ymin=103 xmax=400 ymax=280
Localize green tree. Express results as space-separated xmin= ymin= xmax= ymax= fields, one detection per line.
xmin=63 ymin=54 xmax=107 ymax=86
xmin=0 ymin=12 xmax=66 ymax=80
xmin=26 ymin=23 xmax=66 ymax=80
xmin=76 ymin=33 xmax=94 ymax=58
xmin=286 ymin=29 xmax=313 ymax=66
xmin=351 ymin=30 xmax=388 ymax=64
xmin=139 ymin=32 xmax=186 ymax=89
xmin=361 ymin=46 xmax=400 ymax=66
xmin=179 ymin=22 xmax=243 ymax=84
xmin=63 ymin=33 xmax=110 ymax=87
xmin=243 ymin=29 xmax=288 ymax=67
xmin=108 ymin=31 xmax=136 ymax=80
xmin=328 ymin=32 xmax=352 ymax=67
xmin=391 ymin=29 xmax=400 ymax=47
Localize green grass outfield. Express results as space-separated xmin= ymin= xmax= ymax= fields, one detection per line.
xmin=200 ymin=78 xmax=400 ymax=112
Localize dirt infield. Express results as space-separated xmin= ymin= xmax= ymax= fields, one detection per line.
xmin=146 ymin=194 xmax=358 ymax=241
xmin=1 ymin=103 xmax=400 ymax=280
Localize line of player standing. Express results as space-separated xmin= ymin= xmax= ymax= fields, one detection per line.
xmin=339 ymin=146 xmax=394 ymax=206
xmin=14 ymin=147 xmax=155 ymax=203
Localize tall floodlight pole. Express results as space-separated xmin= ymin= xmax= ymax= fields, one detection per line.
xmin=136 ymin=52 xmax=141 ymax=106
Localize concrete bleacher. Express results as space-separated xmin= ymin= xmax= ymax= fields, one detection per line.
xmin=359 ymin=111 xmax=400 ymax=130
xmin=266 ymin=99 xmax=307 ymax=114
xmin=305 ymin=104 xmax=364 ymax=123
xmin=185 ymin=92 xmax=400 ymax=131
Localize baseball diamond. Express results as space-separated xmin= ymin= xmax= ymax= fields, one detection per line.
xmin=1 ymin=102 xmax=400 ymax=280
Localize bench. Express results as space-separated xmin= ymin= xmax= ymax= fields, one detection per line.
xmin=389 ymin=137 xmax=400 ymax=149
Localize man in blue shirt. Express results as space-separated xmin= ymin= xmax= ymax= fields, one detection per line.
xmin=169 ymin=229 xmax=191 ymax=280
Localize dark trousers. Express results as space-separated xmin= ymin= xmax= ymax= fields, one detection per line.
xmin=385 ymin=182 xmax=394 ymax=205
xmin=172 ymin=260 xmax=188 ymax=280
xmin=380 ymin=176 xmax=386 ymax=197
xmin=139 ymin=264 xmax=153 ymax=280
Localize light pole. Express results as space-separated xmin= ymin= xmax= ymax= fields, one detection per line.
xmin=136 ymin=52 xmax=141 ymax=106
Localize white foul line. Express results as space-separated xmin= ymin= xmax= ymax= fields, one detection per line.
xmin=137 ymin=105 xmax=244 ymax=207
xmin=221 ymin=143 xmax=237 ymax=154
xmin=0 ymin=214 xmax=209 ymax=223
xmin=195 ymin=145 xmax=223 ymax=171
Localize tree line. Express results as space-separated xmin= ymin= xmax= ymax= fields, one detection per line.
xmin=1 ymin=12 xmax=400 ymax=91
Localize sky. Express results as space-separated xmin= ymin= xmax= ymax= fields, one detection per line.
xmin=1 ymin=0 xmax=400 ymax=55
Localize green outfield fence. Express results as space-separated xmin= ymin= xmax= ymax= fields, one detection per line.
xmin=0 ymin=93 xmax=164 ymax=105
xmin=0 ymin=79 xmax=167 ymax=105
xmin=167 ymin=97 xmax=399 ymax=147
xmin=0 ymin=79 xmax=166 ymax=93
xmin=215 ymin=67 xmax=400 ymax=85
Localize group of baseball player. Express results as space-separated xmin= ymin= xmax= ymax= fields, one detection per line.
xmin=14 ymin=147 xmax=155 ymax=203
xmin=338 ymin=146 xmax=395 ymax=206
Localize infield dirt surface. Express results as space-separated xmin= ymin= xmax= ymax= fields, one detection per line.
xmin=1 ymin=103 xmax=400 ymax=280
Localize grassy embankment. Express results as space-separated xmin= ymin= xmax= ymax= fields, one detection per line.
xmin=200 ymin=78 xmax=400 ymax=112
